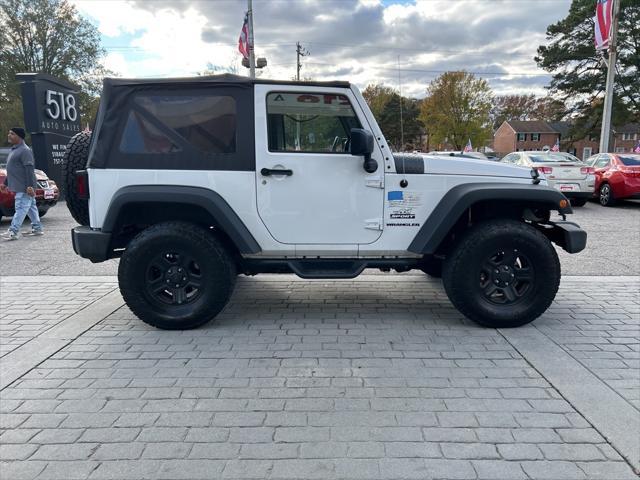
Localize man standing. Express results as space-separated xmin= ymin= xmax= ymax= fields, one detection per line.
xmin=1 ymin=128 xmax=43 ymax=240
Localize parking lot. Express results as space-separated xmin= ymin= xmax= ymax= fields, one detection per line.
xmin=1 ymin=200 xmax=639 ymax=479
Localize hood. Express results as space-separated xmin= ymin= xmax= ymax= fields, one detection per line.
xmin=393 ymin=153 xmax=533 ymax=180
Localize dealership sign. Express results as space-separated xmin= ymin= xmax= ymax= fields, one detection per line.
xmin=17 ymin=73 xmax=82 ymax=190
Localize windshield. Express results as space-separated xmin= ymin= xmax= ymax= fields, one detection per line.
xmin=529 ymin=153 xmax=580 ymax=163
xmin=619 ymin=155 xmax=640 ymax=166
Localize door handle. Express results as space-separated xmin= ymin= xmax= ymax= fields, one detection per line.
xmin=261 ymin=168 xmax=293 ymax=177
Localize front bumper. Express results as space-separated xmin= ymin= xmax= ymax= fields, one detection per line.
xmin=71 ymin=227 xmax=112 ymax=263
xmin=541 ymin=221 xmax=587 ymax=254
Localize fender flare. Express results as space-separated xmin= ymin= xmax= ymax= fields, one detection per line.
xmin=408 ymin=182 xmax=572 ymax=254
xmin=102 ymin=185 xmax=261 ymax=254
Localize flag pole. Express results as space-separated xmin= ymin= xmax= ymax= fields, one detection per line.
xmin=248 ymin=0 xmax=256 ymax=79
xmin=599 ymin=0 xmax=620 ymax=154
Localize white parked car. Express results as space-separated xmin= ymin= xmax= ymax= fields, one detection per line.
xmin=500 ymin=151 xmax=595 ymax=206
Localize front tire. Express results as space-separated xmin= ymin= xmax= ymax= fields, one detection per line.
xmin=118 ymin=222 xmax=237 ymax=329
xmin=442 ymin=220 xmax=560 ymax=328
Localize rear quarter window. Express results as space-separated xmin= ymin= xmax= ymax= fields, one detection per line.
xmin=619 ymin=155 xmax=640 ymax=166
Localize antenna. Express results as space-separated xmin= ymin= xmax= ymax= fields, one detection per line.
xmin=296 ymin=42 xmax=310 ymax=81
xmin=398 ymin=56 xmax=404 ymax=151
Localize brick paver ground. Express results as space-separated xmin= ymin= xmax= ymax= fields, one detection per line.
xmin=0 ymin=275 xmax=638 ymax=479
xmin=0 ymin=281 xmax=117 ymax=358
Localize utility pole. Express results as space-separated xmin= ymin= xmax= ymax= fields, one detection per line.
xmin=599 ymin=0 xmax=620 ymax=153
xmin=248 ymin=0 xmax=256 ymax=79
xmin=398 ymin=56 xmax=404 ymax=151
xmin=296 ymin=42 xmax=309 ymax=81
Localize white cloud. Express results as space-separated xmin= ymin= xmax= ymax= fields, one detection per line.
xmin=73 ymin=0 xmax=570 ymax=95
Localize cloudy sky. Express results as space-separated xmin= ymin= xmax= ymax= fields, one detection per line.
xmin=71 ymin=0 xmax=573 ymax=98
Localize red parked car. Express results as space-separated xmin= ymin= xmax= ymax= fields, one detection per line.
xmin=586 ymin=153 xmax=640 ymax=206
xmin=0 ymin=150 xmax=60 ymax=221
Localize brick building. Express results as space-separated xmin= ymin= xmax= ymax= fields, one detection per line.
xmin=493 ymin=120 xmax=640 ymax=160
xmin=612 ymin=123 xmax=640 ymax=153
xmin=493 ymin=120 xmax=559 ymax=155
xmin=549 ymin=122 xmax=600 ymax=161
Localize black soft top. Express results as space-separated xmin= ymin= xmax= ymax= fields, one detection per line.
xmin=89 ymin=74 xmax=351 ymax=169
xmin=103 ymin=73 xmax=350 ymax=89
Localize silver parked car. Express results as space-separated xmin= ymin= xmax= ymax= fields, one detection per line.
xmin=500 ymin=151 xmax=595 ymax=206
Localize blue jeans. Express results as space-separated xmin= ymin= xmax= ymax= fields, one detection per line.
xmin=9 ymin=192 xmax=42 ymax=234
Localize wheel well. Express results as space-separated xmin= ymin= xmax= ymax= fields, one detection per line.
xmin=109 ymin=202 xmax=241 ymax=260
xmin=433 ymin=200 xmax=553 ymax=256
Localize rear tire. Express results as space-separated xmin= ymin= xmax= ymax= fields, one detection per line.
xmin=442 ymin=220 xmax=560 ymax=328
xmin=118 ymin=222 xmax=237 ymax=330
xmin=570 ymin=198 xmax=587 ymax=207
xmin=599 ymin=183 xmax=616 ymax=206
xmin=62 ymin=131 xmax=92 ymax=225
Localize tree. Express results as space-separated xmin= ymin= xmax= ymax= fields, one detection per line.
xmin=0 ymin=0 xmax=109 ymax=136
xmin=491 ymin=94 xmax=538 ymax=129
xmin=362 ymin=84 xmax=424 ymax=151
xmin=420 ymin=71 xmax=493 ymax=150
xmin=535 ymin=0 xmax=639 ymax=136
xmin=491 ymin=94 xmax=567 ymax=129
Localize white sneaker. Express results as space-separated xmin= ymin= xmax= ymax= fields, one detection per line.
xmin=1 ymin=230 xmax=19 ymax=240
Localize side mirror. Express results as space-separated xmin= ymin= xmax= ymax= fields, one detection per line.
xmin=350 ymin=128 xmax=378 ymax=173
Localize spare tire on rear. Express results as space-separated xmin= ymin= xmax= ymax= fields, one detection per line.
xmin=62 ymin=131 xmax=92 ymax=225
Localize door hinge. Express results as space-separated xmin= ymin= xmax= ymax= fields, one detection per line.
xmin=365 ymin=177 xmax=384 ymax=189
xmin=364 ymin=218 xmax=383 ymax=231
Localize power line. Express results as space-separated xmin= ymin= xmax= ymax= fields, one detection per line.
xmin=300 ymin=61 xmax=550 ymax=77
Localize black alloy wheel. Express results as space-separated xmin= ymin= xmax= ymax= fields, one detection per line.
xmin=479 ymin=248 xmax=533 ymax=306
xmin=145 ymin=250 xmax=204 ymax=307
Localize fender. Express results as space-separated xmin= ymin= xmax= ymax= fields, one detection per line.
xmin=408 ymin=182 xmax=573 ymax=254
xmin=102 ymin=185 xmax=261 ymax=254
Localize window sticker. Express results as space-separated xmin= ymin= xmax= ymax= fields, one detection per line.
xmin=387 ymin=191 xmax=422 ymax=208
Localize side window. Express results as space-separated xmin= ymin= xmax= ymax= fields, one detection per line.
xmin=502 ymin=154 xmax=515 ymax=163
xmin=136 ymin=95 xmax=236 ymax=153
xmin=120 ymin=94 xmax=237 ymax=154
xmin=595 ymin=155 xmax=610 ymax=168
xmin=514 ymin=154 xmax=526 ymax=166
xmin=266 ymin=92 xmax=362 ymax=153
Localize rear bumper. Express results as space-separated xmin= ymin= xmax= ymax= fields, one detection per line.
xmin=71 ymin=227 xmax=112 ymax=263
xmin=548 ymin=178 xmax=594 ymax=197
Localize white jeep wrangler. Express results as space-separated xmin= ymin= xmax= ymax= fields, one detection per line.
xmin=66 ymin=74 xmax=586 ymax=330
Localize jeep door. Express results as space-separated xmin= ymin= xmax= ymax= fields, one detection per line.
xmin=254 ymin=85 xmax=384 ymax=245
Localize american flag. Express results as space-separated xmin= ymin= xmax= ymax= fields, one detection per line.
xmin=594 ymin=0 xmax=614 ymax=51
xmin=551 ymin=138 xmax=560 ymax=152
xmin=238 ymin=12 xmax=250 ymax=59
xmin=634 ymin=140 xmax=640 ymax=153
xmin=463 ymin=139 xmax=472 ymax=152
